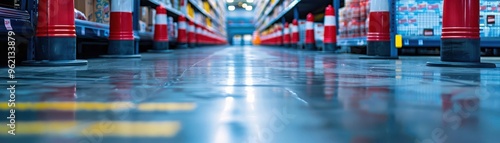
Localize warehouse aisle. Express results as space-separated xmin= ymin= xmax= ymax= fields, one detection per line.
xmin=2 ymin=46 xmax=500 ymax=143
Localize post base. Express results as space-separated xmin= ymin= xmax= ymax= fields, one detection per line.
xmin=35 ymin=37 xmax=77 ymax=61
xmin=22 ymin=60 xmax=88 ymax=66
xmin=426 ymin=61 xmax=496 ymax=68
xmin=324 ymin=43 xmax=337 ymax=52
xmin=153 ymin=41 xmax=169 ymax=51
xmin=177 ymin=43 xmax=189 ymax=49
xmin=304 ymin=44 xmax=316 ymax=50
xmin=108 ymin=40 xmax=136 ymax=56
xmin=366 ymin=41 xmax=391 ymax=56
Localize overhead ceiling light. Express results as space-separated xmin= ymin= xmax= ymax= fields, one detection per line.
xmin=242 ymin=3 xmax=248 ymax=8
xmin=227 ymin=0 xmax=234 ymax=3
xmin=247 ymin=0 xmax=254 ymax=3
xmin=246 ymin=6 xmax=253 ymax=11
xmin=228 ymin=5 xmax=235 ymax=11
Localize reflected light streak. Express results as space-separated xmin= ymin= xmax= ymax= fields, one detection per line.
xmin=213 ymin=97 xmax=236 ymax=143
xmin=245 ymin=67 xmax=254 ymax=86
xmin=245 ymin=87 xmax=255 ymax=103
xmin=225 ymin=66 xmax=235 ymax=94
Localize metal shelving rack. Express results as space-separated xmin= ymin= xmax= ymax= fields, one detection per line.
xmin=336 ymin=0 xmax=500 ymax=49
xmin=253 ymin=0 xmax=335 ymax=32
xmin=255 ymin=0 xmax=499 ymax=50
xmin=73 ymin=0 xmax=226 ymax=42
xmin=187 ymin=0 xmax=226 ymax=34
xmin=0 ymin=0 xmax=36 ymax=60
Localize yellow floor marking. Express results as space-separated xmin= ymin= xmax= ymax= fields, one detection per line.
xmin=0 ymin=102 xmax=196 ymax=112
xmin=0 ymin=121 xmax=181 ymax=137
xmin=138 ymin=102 xmax=196 ymax=111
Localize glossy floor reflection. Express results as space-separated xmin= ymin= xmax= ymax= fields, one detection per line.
xmin=1 ymin=46 xmax=500 ymax=143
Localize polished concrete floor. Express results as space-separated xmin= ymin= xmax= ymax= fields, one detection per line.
xmin=1 ymin=46 xmax=500 ymax=143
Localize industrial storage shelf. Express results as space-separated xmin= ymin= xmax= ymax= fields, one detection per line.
xmin=75 ymin=19 xmax=109 ymax=39
xmin=337 ymin=36 xmax=500 ymax=48
xmin=188 ymin=0 xmax=221 ymax=26
xmin=0 ymin=7 xmax=33 ymax=37
xmin=257 ymin=0 xmax=301 ymax=32
xmin=255 ymin=0 xmax=283 ymax=26
xmin=253 ymin=0 xmax=271 ymax=22
xmin=337 ymin=37 xmax=367 ymax=46
xmin=207 ymin=0 xmax=222 ymax=19
xmin=402 ymin=36 xmax=500 ymax=48
xmin=0 ymin=7 xmax=30 ymax=20
xmin=140 ymin=0 xmax=224 ymax=35
xmin=140 ymin=0 xmax=187 ymax=21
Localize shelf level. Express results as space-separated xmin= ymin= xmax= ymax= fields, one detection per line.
xmin=257 ymin=0 xmax=301 ymax=32
xmin=140 ymin=0 xmax=187 ymax=20
xmin=75 ymin=19 xmax=109 ymax=39
xmin=253 ymin=0 xmax=272 ymax=21
xmin=337 ymin=37 xmax=367 ymax=46
xmin=337 ymin=36 xmax=500 ymax=48
xmin=188 ymin=0 xmax=221 ymax=26
xmin=255 ymin=0 xmax=282 ymax=25
xmin=0 ymin=7 xmax=33 ymax=38
xmin=402 ymin=36 xmax=500 ymax=48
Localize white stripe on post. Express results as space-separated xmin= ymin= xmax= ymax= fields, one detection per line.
xmin=370 ymin=0 xmax=389 ymax=12
xmin=291 ymin=25 xmax=298 ymax=33
xmin=324 ymin=16 xmax=336 ymax=26
xmin=189 ymin=25 xmax=195 ymax=32
xmin=111 ymin=0 xmax=133 ymax=12
xmin=179 ymin=21 xmax=187 ymax=29
xmin=196 ymin=27 xmax=202 ymax=34
xmin=155 ymin=14 xmax=167 ymax=25
xmin=306 ymin=22 xmax=314 ymax=30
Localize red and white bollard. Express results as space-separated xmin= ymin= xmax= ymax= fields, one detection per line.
xmin=150 ymin=5 xmax=170 ymax=53
xmin=103 ymin=0 xmax=140 ymax=58
xmin=272 ymin=26 xmax=278 ymax=46
xmin=305 ymin=13 xmax=316 ymax=50
xmin=188 ymin=21 xmax=195 ymax=48
xmin=277 ymin=24 xmax=285 ymax=46
xmin=324 ymin=5 xmax=337 ymax=52
xmin=177 ymin=15 xmax=188 ymax=49
xmin=284 ymin=23 xmax=291 ymax=47
xmin=24 ymin=0 xmax=87 ymax=66
xmin=362 ymin=0 xmax=394 ymax=59
xmin=291 ymin=19 xmax=299 ymax=49
xmin=196 ymin=25 xmax=203 ymax=46
xmin=427 ymin=0 xmax=495 ymax=68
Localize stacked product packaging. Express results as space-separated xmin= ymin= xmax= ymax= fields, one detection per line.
xmin=74 ymin=0 xmax=110 ymax=24
xmin=338 ymin=0 xmax=500 ymax=40
xmin=396 ymin=0 xmax=443 ymax=37
xmin=480 ymin=0 xmax=500 ymax=37
xmin=339 ymin=0 xmax=370 ymax=38
xmin=262 ymin=0 xmax=294 ymax=27
xmin=396 ymin=0 xmax=500 ymax=38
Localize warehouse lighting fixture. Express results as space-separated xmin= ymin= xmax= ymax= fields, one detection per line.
xmin=247 ymin=0 xmax=254 ymax=3
xmin=246 ymin=6 xmax=253 ymax=11
xmin=227 ymin=0 xmax=234 ymax=3
xmin=228 ymin=5 xmax=235 ymax=11
xmin=242 ymin=3 xmax=248 ymax=8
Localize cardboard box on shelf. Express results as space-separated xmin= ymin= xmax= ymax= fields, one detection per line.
xmin=74 ymin=0 xmax=95 ymax=21
xmin=140 ymin=6 xmax=154 ymax=27
xmin=94 ymin=0 xmax=110 ymax=24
